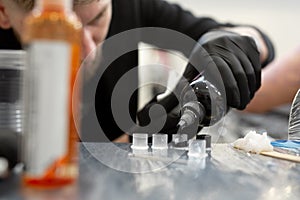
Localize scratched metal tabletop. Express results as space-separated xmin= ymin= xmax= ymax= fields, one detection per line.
xmin=0 ymin=142 xmax=299 ymax=200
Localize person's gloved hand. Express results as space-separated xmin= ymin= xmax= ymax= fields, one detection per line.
xmin=137 ymin=27 xmax=273 ymax=133
xmin=194 ymin=30 xmax=261 ymax=109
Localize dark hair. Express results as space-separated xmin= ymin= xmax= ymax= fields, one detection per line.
xmin=13 ymin=0 xmax=97 ymax=11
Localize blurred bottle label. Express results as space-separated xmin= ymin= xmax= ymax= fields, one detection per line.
xmin=24 ymin=41 xmax=71 ymax=176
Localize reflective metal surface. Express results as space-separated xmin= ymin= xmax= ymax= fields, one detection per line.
xmin=0 ymin=143 xmax=299 ymax=200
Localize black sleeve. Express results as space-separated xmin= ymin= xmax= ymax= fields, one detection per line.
xmin=139 ymin=0 xmax=226 ymax=41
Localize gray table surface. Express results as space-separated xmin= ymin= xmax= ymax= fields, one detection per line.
xmin=0 ymin=142 xmax=299 ymax=200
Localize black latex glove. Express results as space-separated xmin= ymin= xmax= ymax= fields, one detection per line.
xmin=195 ymin=30 xmax=261 ymax=109
xmin=136 ymin=72 xmax=196 ymax=136
xmin=137 ymin=29 xmax=262 ymax=133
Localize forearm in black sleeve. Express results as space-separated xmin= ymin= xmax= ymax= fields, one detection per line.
xmin=139 ymin=0 xmax=227 ymax=42
xmin=138 ymin=0 xmax=232 ymax=80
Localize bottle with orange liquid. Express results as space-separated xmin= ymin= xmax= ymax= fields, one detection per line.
xmin=21 ymin=0 xmax=82 ymax=188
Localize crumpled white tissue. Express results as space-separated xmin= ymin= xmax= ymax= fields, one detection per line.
xmin=233 ymin=130 xmax=273 ymax=153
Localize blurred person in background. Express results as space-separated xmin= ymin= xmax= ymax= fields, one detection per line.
xmin=0 ymin=0 xmax=274 ymax=144
xmin=245 ymin=45 xmax=300 ymax=113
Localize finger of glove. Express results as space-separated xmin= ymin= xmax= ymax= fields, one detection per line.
xmin=183 ymin=48 xmax=209 ymax=80
xmin=219 ymin=50 xmax=250 ymax=109
xmin=226 ymin=41 xmax=257 ymax=99
xmin=230 ymin=36 xmax=261 ymax=90
xmin=210 ymin=55 xmax=241 ymax=108
xmin=183 ymin=63 xmax=199 ymax=82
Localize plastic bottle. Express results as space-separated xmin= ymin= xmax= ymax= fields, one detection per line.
xmin=21 ymin=0 xmax=82 ymax=188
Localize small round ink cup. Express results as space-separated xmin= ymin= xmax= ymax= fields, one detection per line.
xmin=131 ymin=133 xmax=149 ymax=150
xmin=152 ymin=134 xmax=168 ymax=149
xmin=172 ymin=134 xmax=188 ymax=148
xmin=196 ymin=134 xmax=212 ymax=153
xmin=188 ymin=140 xmax=207 ymax=158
